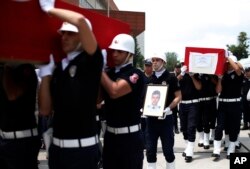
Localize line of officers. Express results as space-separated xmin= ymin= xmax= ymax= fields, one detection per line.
xmin=0 ymin=2 xmax=250 ymax=169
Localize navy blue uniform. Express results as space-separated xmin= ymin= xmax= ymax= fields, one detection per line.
xmin=215 ymin=71 xmax=243 ymax=142
xmin=146 ymin=70 xmax=180 ymax=163
xmin=179 ymin=74 xmax=200 ymax=142
xmin=102 ymin=64 xmax=145 ymax=169
xmin=49 ymin=49 xmax=103 ymax=169
xmin=197 ymin=74 xmax=218 ymax=134
xmin=241 ymin=77 xmax=250 ymax=128
xmin=0 ymin=64 xmax=41 ymax=169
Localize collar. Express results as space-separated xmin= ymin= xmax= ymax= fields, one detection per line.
xmin=155 ymin=68 xmax=166 ymax=78
xmin=67 ymin=51 xmax=82 ymax=61
xmin=115 ymin=62 xmax=132 ymax=73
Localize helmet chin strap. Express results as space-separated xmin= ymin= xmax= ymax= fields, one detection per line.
xmin=122 ymin=53 xmax=132 ymax=65
xmin=74 ymin=42 xmax=83 ymax=52
xmin=154 ymin=63 xmax=164 ymax=72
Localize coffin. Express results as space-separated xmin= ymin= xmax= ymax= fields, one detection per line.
xmin=184 ymin=47 xmax=227 ymax=76
xmin=0 ymin=0 xmax=130 ymax=65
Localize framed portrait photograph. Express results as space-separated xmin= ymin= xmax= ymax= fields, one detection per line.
xmin=143 ymin=85 xmax=168 ymax=117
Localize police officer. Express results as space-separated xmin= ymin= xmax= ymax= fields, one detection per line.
xmin=197 ymin=74 xmax=218 ymax=149
xmin=100 ymin=33 xmax=145 ymax=169
xmin=212 ymin=54 xmax=243 ymax=160
xmin=177 ymin=65 xmax=202 ymax=162
xmin=38 ymin=0 xmax=103 ymax=168
xmin=141 ymin=59 xmax=153 ymax=149
xmin=144 ymin=59 xmax=153 ymax=79
xmin=145 ymin=53 xmax=181 ymax=169
xmin=171 ymin=62 xmax=182 ymax=134
xmin=0 ymin=63 xmax=41 ymax=169
xmin=241 ymin=67 xmax=250 ymax=130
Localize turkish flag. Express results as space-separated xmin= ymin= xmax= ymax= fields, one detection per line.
xmin=0 ymin=0 xmax=130 ymax=65
xmin=184 ymin=47 xmax=227 ymax=76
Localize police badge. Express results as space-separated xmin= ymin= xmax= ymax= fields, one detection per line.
xmin=69 ymin=65 xmax=77 ymax=77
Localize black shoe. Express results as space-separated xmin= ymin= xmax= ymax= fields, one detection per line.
xmin=209 ymin=140 xmax=213 ymax=145
xmin=226 ymin=155 xmax=230 ymax=159
xmin=185 ymin=156 xmax=192 ymax=162
xmin=182 ymin=152 xmax=186 ymax=157
xmin=198 ymin=143 xmax=204 ymax=147
xmin=204 ymin=145 xmax=210 ymax=149
xmin=241 ymin=125 xmax=249 ymax=130
xmin=236 ymin=143 xmax=242 ymax=149
xmin=98 ymin=160 xmax=103 ymax=169
xmin=175 ymin=128 xmax=180 ymax=134
xmin=211 ymin=153 xmax=220 ymax=161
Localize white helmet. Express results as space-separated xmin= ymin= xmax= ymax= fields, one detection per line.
xmin=58 ymin=18 xmax=92 ymax=33
xmin=109 ymin=34 xmax=135 ymax=54
xmin=151 ymin=52 xmax=166 ymax=62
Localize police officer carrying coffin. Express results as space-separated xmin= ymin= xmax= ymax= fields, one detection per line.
xmin=177 ymin=65 xmax=202 ymax=163
xmin=0 ymin=63 xmax=41 ymax=169
xmin=38 ymin=0 xmax=103 ymax=168
xmin=197 ymin=74 xmax=218 ymax=149
xmin=100 ymin=33 xmax=145 ymax=169
xmin=212 ymin=53 xmax=243 ymax=160
xmin=171 ymin=62 xmax=182 ymax=134
xmin=241 ymin=67 xmax=250 ymax=130
xmin=145 ymin=53 xmax=181 ymax=169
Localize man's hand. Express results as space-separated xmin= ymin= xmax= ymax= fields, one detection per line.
xmin=180 ymin=65 xmax=187 ymax=76
xmin=38 ymin=54 xmax=55 ymax=78
xmin=101 ymin=49 xmax=108 ymax=71
xmin=158 ymin=107 xmax=172 ymax=120
xmin=39 ymin=0 xmax=55 ymax=13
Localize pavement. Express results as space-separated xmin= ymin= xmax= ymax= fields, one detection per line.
xmin=38 ymin=126 xmax=250 ymax=169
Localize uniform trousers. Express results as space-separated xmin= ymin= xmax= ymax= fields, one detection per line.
xmin=103 ymin=131 xmax=144 ymax=169
xmin=0 ymin=136 xmax=41 ymax=169
xmin=49 ymin=143 xmax=99 ymax=169
xmin=197 ymin=99 xmax=217 ymax=133
xmin=179 ymin=103 xmax=199 ymax=142
xmin=242 ymin=98 xmax=250 ymax=124
xmin=214 ymin=102 xmax=242 ymax=141
xmin=145 ymin=115 xmax=175 ymax=163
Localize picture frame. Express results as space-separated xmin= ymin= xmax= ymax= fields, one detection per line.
xmin=143 ymin=85 xmax=168 ymax=117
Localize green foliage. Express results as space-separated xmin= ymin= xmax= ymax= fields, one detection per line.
xmin=133 ymin=37 xmax=144 ymax=69
xmin=165 ymin=52 xmax=178 ymax=71
xmin=226 ymin=32 xmax=249 ymax=60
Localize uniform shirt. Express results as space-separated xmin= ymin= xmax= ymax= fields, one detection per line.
xmin=149 ymin=70 xmax=180 ymax=109
xmin=0 ymin=64 xmax=38 ymax=131
xmin=220 ymin=71 xmax=243 ymax=98
xmin=103 ymin=64 xmax=145 ymax=127
xmin=241 ymin=77 xmax=250 ymax=99
xmin=199 ymin=74 xmax=217 ymax=98
xmin=179 ymin=73 xmax=200 ymax=100
xmin=51 ymin=48 xmax=103 ymax=139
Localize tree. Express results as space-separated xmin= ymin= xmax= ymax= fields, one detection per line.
xmin=133 ymin=37 xmax=144 ymax=69
xmin=165 ymin=52 xmax=178 ymax=71
xmin=226 ymin=32 xmax=249 ymax=60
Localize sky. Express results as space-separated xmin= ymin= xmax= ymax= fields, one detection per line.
xmin=114 ymin=0 xmax=250 ymax=60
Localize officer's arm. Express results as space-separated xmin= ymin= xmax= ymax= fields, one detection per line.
xmin=216 ymin=77 xmax=222 ymax=94
xmin=101 ymin=72 xmax=132 ymax=99
xmin=168 ymin=90 xmax=181 ymax=110
xmin=39 ymin=0 xmax=97 ymax=56
xmin=38 ymin=76 xmax=53 ymax=116
xmin=190 ymin=74 xmax=202 ymax=90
